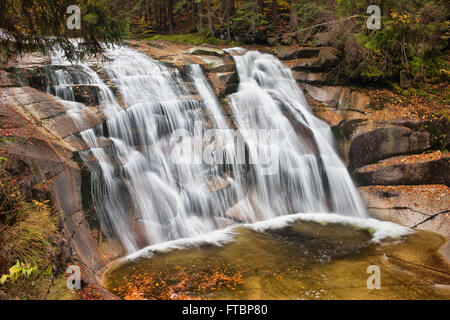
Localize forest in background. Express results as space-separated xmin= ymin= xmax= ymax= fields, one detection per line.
xmin=0 ymin=0 xmax=448 ymax=84
xmin=0 ymin=0 xmax=449 ymax=301
xmin=112 ymin=0 xmax=449 ymax=84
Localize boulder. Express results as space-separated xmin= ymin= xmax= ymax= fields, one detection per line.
xmin=304 ymin=84 xmax=343 ymax=107
xmin=194 ymin=55 xmax=236 ymax=73
xmin=208 ymin=73 xmax=239 ymax=98
xmin=71 ymin=85 xmax=101 ymax=106
xmin=187 ymin=46 xmax=225 ymax=57
xmin=318 ymin=47 xmax=339 ymax=68
xmin=354 ymin=155 xmax=449 ymax=186
xmin=216 ymin=72 xmax=239 ymax=86
xmin=292 ymin=71 xmax=326 ymax=84
xmin=337 ymin=88 xmax=371 ymax=113
xmin=399 ymin=70 xmax=412 ymax=88
xmin=275 ymin=46 xmax=320 ymax=60
xmin=349 ymin=126 xmax=431 ymax=168
xmin=284 ymin=58 xmax=323 ymax=70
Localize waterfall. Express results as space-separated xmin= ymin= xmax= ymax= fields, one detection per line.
xmin=228 ymin=51 xmax=366 ymax=219
xmin=46 ymin=46 xmax=366 ymax=254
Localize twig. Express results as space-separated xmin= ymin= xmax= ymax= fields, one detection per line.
xmin=272 ymin=15 xmax=366 ymax=42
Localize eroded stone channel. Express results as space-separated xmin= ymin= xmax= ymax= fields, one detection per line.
xmin=105 ymin=217 xmax=450 ymax=300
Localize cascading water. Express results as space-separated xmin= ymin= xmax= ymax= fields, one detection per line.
xmin=46 ymin=46 xmax=367 ymax=254
xmin=228 ymin=50 xmax=366 ymax=219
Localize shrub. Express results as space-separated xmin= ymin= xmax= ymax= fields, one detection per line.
xmin=0 ymin=158 xmax=74 ymax=300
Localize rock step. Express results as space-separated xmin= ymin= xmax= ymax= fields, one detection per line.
xmin=0 ymin=86 xmax=106 ymax=140
xmin=349 ymin=125 xmax=432 ymax=168
xmin=187 ymin=46 xmax=227 ymax=57
xmin=48 ymin=84 xmax=102 ymax=107
xmin=354 ymin=151 xmax=449 ymax=186
xmin=276 ymin=46 xmax=339 ymax=67
xmin=292 ymin=71 xmax=328 ymax=85
xmin=360 ymin=184 xmax=450 ymax=260
xmin=275 ymin=47 xmax=321 ymax=60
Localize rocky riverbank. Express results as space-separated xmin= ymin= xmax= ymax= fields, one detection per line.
xmin=0 ymin=41 xmax=448 ymax=298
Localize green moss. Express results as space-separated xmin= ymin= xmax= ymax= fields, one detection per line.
xmin=146 ymin=34 xmax=239 ymax=47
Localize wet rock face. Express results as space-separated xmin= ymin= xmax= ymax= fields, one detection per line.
xmin=8 ymin=67 xmax=49 ymax=91
xmin=0 ymin=67 xmax=119 ymax=280
xmin=0 ymin=70 xmax=19 ymax=87
xmin=360 ymin=185 xmax=450 ymax=260
xmin=187 ymin=48 xmax=240 ymax=98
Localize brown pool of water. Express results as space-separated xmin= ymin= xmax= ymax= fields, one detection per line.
xmin=105 ymin=220 xmax=450 ymax=300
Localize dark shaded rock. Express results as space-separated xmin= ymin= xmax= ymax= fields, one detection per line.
xmin=72 ymin=85 xmax=101 ymax=106
xmin=318 ymin=47 xmax=339 ymax=69
xmin=292 ymin=71 xmax=327 ymax=84
xmin=400 ymin=70 xmax=412 ymax=88
xmin=208 ymin=72 xmax=239 ymax=98
xmin=275 ymin=46 xmax=320 ymax=60
xmin=284 ymin=58 xmax=323 ymax=70
xmin=216 ymin=72 xmax=239 ymax=85
xmin=355 ymin=157 xmax=449 ymax=186
xmin=0 ymin=70 xmax=18 ymax=87
xmin=7 ymin=67 xmax=49 ymax=91
xmin=349 ymin=126 xmax=431 ymax=168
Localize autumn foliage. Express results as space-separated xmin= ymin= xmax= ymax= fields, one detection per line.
xmin=110 ymin=264 xmax=244 ymax=300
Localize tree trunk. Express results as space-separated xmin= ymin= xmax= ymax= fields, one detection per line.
xmin=257 ymin=0 xmax=264 ymax=14
xmin=226 ymin=0 xmax=231 ymax=39
xmin=191 ymin=0 xmax=196 ymax=28
xmin=229 ymin=0 xmax=235 ymax=15
xmin=198 ymin=1 xmax=204 ymax=33
xmin=206 ymin=0 xmax=215 ymax=36
xmin=289 ymin=0 xmax=298 ymax=28
xmin=162 ymin=2 xmax=167 ymax=29
xmin=147 ymin=3 xmax=152 ymax=26
xmin=272 ymin=0 xmax=278 ymax=26
xmin=168 ymin=0 xmax=174 ymax=34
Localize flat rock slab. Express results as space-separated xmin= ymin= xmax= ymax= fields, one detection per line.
xmin=355 ymin=154 xmax=449 ymax=186
xmin=292 ymin=71 xmax=327 ymax=84
xmin=360 ymin=184 xmax=450 ymax=261
xmin=187 ymin=46 xmax=226 ymax=57
xmin=0 ymin=87 xmax=68 ymax=120
xmin=305 ymin=84 xmax=343 ymax=107
xmin=193 ymin=55 xmax=236 ymax=73
xmin=283 ymin=58 xmax=323 ymax=70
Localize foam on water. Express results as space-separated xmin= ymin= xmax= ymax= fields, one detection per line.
xmin=121 ymin=212 xmax=412 ymax=263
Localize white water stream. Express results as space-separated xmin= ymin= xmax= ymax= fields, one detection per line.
xmin=46 ymin=46 xmax=368 ymax=254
